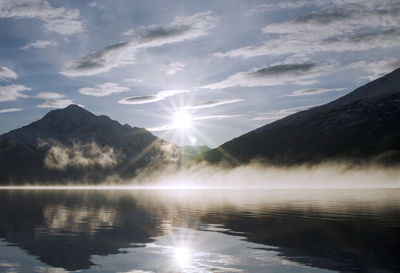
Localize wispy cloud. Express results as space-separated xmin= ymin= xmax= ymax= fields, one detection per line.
xmin=194 ymin=114 xmax=242 ymax=121
xmin=61 ymin=11 xmax=218 ymax=76
xmin=36 ymin=92 xmax=75 ymax=108
xmin=183 ymin=99 xmax=244 ymax=109
xmin=37 ymin=99 xmax=74 ymax=108
xmin=0 ymin=0 xmax=83 ymax=35
xmin=146 ymin=124 xmax=175 ymax=132
xmin=0 ymin=84 xmax=31 ymax=101
xmin=123 ymin=27 xmax=136 ymax=36
xmin=252 ymin=105 xmax=316 ymax=121
xmin=119 ymin=89 xmax=189 ymax=104
xmin=124 ymin=78 xmax=143 ymax=84
xmin=88 ymin=2 xmax=104 ymax=9
xmin=0 ymin=66 xmax=18 ymax=80
xmin=284 ymin=88 xmax=346 ymax=97
xmin=216 ymin=1 xmax=400 ymax=58
xmin=0 ymin=108 xmax=22 ymax=113
xmin=37 ymin=92 xmax=65 ymax=99
xmin=349 ymin=58 xmax=400 ymax=81
xmin=20 ymin=40 xmax=57 ymax=50
xmin=160 ymin=61 xmax=185 ymax=75
xmin=202 ymin=63 xmax=322 ymax=89
xmin=78 ymin=82 xmax=129 ymax=97
xmin=246 ymin=1 xmax=312 ymax=15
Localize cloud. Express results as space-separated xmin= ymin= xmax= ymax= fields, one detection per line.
xmin=88 ymin=2 xmax=104 ymax=9
xmin=78 ymin=82 xmax=129 ymax=97
xmin=285 ymin=88 xmax=346 ymax=97
xmin=318 ymin=28 xmax=400 ymax=51
xmin=160 ymin=61 xmax=185 ymax=75
xmin=124 ymin=78 xmax=143 ymax=83
xmin=37 ymin=98 xmax=74 ymax=108
xmin=37 ymin=92 xmax=65 ymax=99
xmin=262 ymin=5 xmax=400 ymax=36
xmin=0 ymin=0 xmax=82 ymax=35
xmin=349 ymin=58 xmax=400 ymax=81
xmin=184 ymin=99 xmax=244 ymax=109
xmin=0 ymin=84 xmax=31 ymax=101
xmin=123 ymin=27 xmax=136 ymax=36
xmin=35 ymin=267 xmax=68 ymax=273
xmin=119 ymin=95 xmax=158 ymax=104
xmin=61 ymin=11 xmax=218 ymax=76
xmin=41 ymin=141 xmax=118 ymax=170
xmin=194 ymin=114 xmax=242 ymax=121
xmin=292 ymin=10 xmax=352 ymax=25
xmin=35 ymin=92 xmax=76 ymax=108
xmin=117 ymin=269 xmax=154 ymax=273
xmin=251 ymin=105 xmax=316 ymax=121
xmin=119 ymin=89 xmax=189 ymax=104
xmin=0 ymin=66 xmax=18 ymax=80
xmin=0 ymin=108 xmax=22 ymax=113
xmin=215 ymin=2 xmax=400 ymax=58
xmin=20 ymin=40 xmax=57 ymax=50
xmin=146 ymin=124 xmax=175 ymax=132
xmin=246 ymin=1 xmax=312 ymax=15
xmin=202 ymin=63 xmax=321 ymax=89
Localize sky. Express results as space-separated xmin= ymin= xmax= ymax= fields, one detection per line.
xmin=0 ymin=0 xmax=399 ymax=148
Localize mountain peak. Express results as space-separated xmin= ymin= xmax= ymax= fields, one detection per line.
xmin=48 ymin=104 xmax=91 ymax=115
xmin=42 ymin=104 xmax=95 ymax=122
xmin=64 ymin=104 xmax=85 ymax=111
xmin=2 ymin=104 xmax=133 ymax=145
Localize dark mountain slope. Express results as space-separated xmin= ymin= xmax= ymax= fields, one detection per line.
xmin=1 ymin=105 xmax=158 ymax=153
xmin=200 ymin=67 xmax=400 ymax=165
xmin=0 ymin=105 xmax=175 ymax=184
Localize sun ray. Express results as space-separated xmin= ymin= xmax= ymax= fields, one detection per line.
xmin=118 ymin=138 xmax=162 ymax=175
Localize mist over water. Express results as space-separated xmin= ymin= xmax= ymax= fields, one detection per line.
xmin=2 ymin=161 xmax=400 ymax=189
xmin=140 ymin=162 xmax=400 ymax=189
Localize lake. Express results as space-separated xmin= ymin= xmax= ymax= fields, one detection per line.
xmin=0 ymin=189 xmax=399 ymax=273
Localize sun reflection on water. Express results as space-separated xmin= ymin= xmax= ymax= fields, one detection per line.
xmin=174 ymin=246 xmax=192 ymax=267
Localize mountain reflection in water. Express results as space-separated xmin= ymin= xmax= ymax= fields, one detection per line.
xmin=0 ymin=189 xmax=399 ymax=273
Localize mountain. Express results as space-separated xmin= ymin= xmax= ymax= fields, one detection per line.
xmin=180 ymin=145 xmax=210 ymax=159
xmin=199 ymin=67 xmax=400 ymax=166
xmin=0 ymin=105 xmax=204 ymax=185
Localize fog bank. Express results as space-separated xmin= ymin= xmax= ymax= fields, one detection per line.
xmin=133 ymin=161 xmax=400 ymax=189
xmin=1 ymin=161 xmax=400 ymax=189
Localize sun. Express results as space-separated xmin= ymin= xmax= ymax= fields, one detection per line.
xmin=172 ymin=110 xmax=192 ymax=130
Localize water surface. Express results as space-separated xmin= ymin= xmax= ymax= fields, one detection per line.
xmin=0 ymin=189 xmax=399 ymax=273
